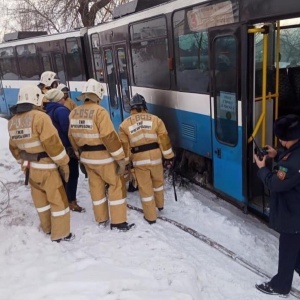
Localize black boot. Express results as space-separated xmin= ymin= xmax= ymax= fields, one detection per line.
xmin=52 ymin=233 xmax=75 ymax=243
xmin=110 ymin=222 xmax=135 ymax=231
xmin=144 ymin=217 xmax=156 ymax=225
xmin=255 ymin=282 xmax=288 ymax=297
xmin=128 ymin=182 xmax=138 ymax=192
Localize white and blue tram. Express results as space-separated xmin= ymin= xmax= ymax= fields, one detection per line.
xmin=0 ymin=29 xmax=88 ymax=114
xmin=1 ymin=0 xmax=300 ymax=216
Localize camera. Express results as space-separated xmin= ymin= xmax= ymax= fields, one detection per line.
xmin=254 ymin=146 xmax=268 ymax=160
xmin=252 ymin=136 xmax=268 ymax=161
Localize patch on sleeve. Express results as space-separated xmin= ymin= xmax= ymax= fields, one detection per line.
xmin=277 ymin=166 xmax=288 ymax=180
xmin=277 ymin=170 xmax=286 ymax=180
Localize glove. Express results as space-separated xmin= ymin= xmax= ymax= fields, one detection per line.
xmin=19 ymin=151 xmax=39 ymax=162
xmin=130 ymin=168 xmax=138 ymax=188
xmin=163 ymin=158 xmax=174 ymax=169
xmin=116 ymin=159 xmax=128 ymax=176
xmin=58 ymin=164 xmax=70 ymax=183
xmin=123 ymin=167 xmax=130 ymax=183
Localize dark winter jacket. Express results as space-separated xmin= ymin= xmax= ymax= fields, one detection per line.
xmin=45 ymin=102 xmax=71 ymax=148
xmin=258 ymin=141 xmax=300 ymax=233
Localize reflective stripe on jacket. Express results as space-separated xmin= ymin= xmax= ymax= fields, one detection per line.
xmin=68 ymin=101 xmax=125 ymax=164
xmin=8 ymin=108 xmax=69 ymax=167
xmin=119 ymin=110 xmax=174 ymax=166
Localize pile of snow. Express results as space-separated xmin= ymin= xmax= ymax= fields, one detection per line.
xmin=1 ymin=117 xmax=300 ymax=299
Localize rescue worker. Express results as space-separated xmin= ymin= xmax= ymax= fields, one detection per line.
xmin=8 ymin=84 xmax=73 ymax=242
xmin=57 ymin=83 xmax=77 ymax=111
xmin=44 ymin=88 xmax=85 ymax=213
xmin=38 ymin=71 xmax=59 ymax=94
xmin=68 ymin=78 xmax=135 ymax=231
xmin=254 ymin=114 xmax=300 ymax=297
xmin=38 ymin=71 xmax=60 ymax=109
xmin=119 ymin=93 xmax=174 ymax=224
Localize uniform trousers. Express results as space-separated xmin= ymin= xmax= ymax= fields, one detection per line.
xmin=134 ymin=164 xmax=164 ymax=222
xmin=85 ymin=162 xmax=127 ymax=224
xmin=29 ymin=168 xmax=70 ymax=241
xmin=65 ymin=157 xmax=79 ymax=202
xmin=270 ymin=232 xmax=300 ymax=294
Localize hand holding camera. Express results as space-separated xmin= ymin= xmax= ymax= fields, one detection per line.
xmin=264 ymin=145 xmax=277 ymax=158
xmin=253 ymin=137 xmax=269 ymax=161
xmin=254 ymin=146 xmax=268 ymax=161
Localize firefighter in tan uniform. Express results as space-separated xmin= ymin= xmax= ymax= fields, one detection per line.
xmin=68 ymin=79 xmax=135 ymax=231
xmin=119 ymin=94 xmax=174 ymax=224
xmin=57 ymin=83 xmax=77 ymax=111
xmin=38 ymin=71 xmax=60 ymax=107
xmin=38 ymin=71 xmax=59 ymax=94
xmin=8 ymin=85 xmax=74 ymax=242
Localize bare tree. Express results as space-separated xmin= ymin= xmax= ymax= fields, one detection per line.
xmin=280 ymin=28 xmax=300 ymax=64
xmin=0 ymin=1 xmax=18 ymax=38
xmin=4 ymin=0 xmax=131 ymax=34
xmin=78 ymin=0 xmax=111 ymax=27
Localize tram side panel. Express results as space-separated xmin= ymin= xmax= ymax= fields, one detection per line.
xmin=0 ymin=31 xmax=87 ymax=113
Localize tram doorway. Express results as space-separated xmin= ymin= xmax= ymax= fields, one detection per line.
xmin=248 ymin=18 xmax=300 ymax=216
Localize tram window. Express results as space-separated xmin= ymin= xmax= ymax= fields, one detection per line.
xmin=104 ymin=49 xmax=118 ymax=108
xmin=274 ymin=26 xmax=300 ymax=116
xmin=42 ymin=55 xmax=52 ymax=72
xmin=91 ymin=33 xmax=104 ymax=82
xmin=16 ymin=44 xmax=40 ymax=80
xmin=254 ymin=32 xmax=275 ymax=98
xmin=130 ymin=16 xmax=170 ymax=89
xmin=130 ymin=18 xmax=167 ymax=40
xmin=173 ymin=10 xmax=209 ymax=93
xmin=278 ymin=27 xmax=300 ymax=68
xmin=66 ymin=38 xmax=84 ymax=81
xmin=0 ymin=47 xmax=19 ymax=80
xmin=214 ymin=36 xmax=238 ymax=145
xmin=54 ymin=53 xmax=66 ymax=84
xmin=117 ymin=48 xmax=130 ymax=112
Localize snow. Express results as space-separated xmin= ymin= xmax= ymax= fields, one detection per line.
xmin=1 ymin=116 xmax=300 ymax=300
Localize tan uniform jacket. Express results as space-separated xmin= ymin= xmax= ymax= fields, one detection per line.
xmin=68 ymin=101 xmax=125 ymax=164
xmin=119 ymin=110 xmax=174 ymax=167
xmin=64 ymin=98 xmax=77 ymax=111
xmin=8 ymin=108 xmax=69 ymax=167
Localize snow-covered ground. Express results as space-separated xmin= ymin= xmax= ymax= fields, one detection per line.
xmin=1 ymin=116 xmax=300 ymax=300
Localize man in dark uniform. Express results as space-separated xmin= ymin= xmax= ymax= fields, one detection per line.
xmin=254 ymin=114 xmax=300 ymax=297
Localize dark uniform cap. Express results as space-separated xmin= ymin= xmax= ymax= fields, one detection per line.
xmin=57 ymin=83 xmax=69 ymax=93
xmin=61 ymin=86 xmax=69 ymax=92
xmin=274 ymin=114 xmax=300 ymax=141
xmin=130 ymin=93 xmax=147 ymax=110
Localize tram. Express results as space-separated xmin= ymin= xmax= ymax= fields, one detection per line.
xmin=1 ymin=0 xmax=300 ymax=216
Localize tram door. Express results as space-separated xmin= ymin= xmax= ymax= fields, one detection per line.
xmin=0 ymin=78 xmax=9 ymax=116
xmin=103 ymin=44 xmax=131 ymax=129
xmin=41 ymin=52 xmax=68 ymax=85
xmin=209 ymin=25 xmax=245 ymax=203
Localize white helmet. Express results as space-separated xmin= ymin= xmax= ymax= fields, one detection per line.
xmin=17 ymin=85 xmax=43 ymax=106
xmin=39 ymin=71 xmax=59 ymax=87
xmin=77 ymin=79 xmax=103 ymax=101
xmin=57 ymin=83 xmax=70 ymax=93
